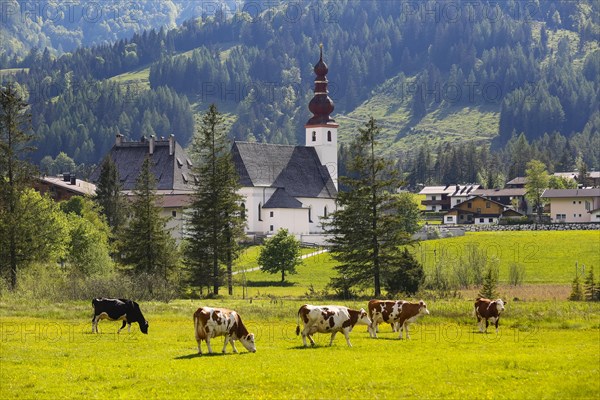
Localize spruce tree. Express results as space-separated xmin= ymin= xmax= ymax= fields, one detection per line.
xmin=525 ymin=159 xmax=549 ymax=222
xmin=118 ymin=157 xmax=177 ymax=284
xmin=325 ymin=117 xmax=418 ymax=297
xmin=94 ymin=155 xmax=126 ymax=244
xmin=583 ymin=268 xmax=598 ymax=302
xmin=478 ymin=263 xmax=500 ymax=300
xmin=569 ymin=274 xmax=583 ymax=301
xmin=0 ymin=85 xmax=37 ymax=289
xmin=184 ymin=104 xmax=245 ymax=296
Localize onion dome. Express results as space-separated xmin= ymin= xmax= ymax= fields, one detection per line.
xmin=307 ymin=44 xmax=336 ymax=125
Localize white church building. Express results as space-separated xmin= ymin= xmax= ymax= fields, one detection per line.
xmin=232 ymin=47 xmax=339 ymax=243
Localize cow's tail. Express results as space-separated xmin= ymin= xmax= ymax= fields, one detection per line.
xmin=193 ymin=312 xmax=201 ymax=341
xmin=295 ymin=307 xmax=302 ymax=336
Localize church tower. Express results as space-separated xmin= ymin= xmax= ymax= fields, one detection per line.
xmin=305 ymin=44 xmax=339 ymax=189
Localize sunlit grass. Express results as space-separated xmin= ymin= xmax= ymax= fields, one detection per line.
xmin=1 ymin=299 xmax=598 ymax=399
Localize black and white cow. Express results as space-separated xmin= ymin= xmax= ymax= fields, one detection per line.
xmin=92 ymin=298 xmax=149 ymax=334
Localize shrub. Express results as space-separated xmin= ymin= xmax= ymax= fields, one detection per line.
xmin=508 ymin=262 xmax=526 ymax=286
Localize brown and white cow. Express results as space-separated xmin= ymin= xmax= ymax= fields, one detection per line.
xmin=474 ymin=298 xmax=506 ymax=333
xmin=193 ymin=307 xmax=256 ymax=354
xmin=295 ymin=305 xmax=371 ymax=347
xmin=367 ymin=299 xmax=404 ymax=338
xmin=368 ymin=299 xmax=430 ymax=339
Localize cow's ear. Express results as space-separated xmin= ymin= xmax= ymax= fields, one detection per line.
xmin=419 ymin=300 xmax=424 ymax=305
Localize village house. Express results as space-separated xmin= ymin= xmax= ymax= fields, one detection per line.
xmin=419 ymin=184 xmax=478 ymax=212
xmin=471 ymin=187 xmax=529 ymax=214
xmin=541 ymin=188 xmax=600 ymax=223
xmin=442 ymin=195 xmax=524 ymax=225
xmin=35 ymin=173 xmax=96 ymax=201
xmin=88 ymin=134 xmax=195 ymax=242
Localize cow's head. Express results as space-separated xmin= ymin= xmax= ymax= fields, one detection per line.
xmin=418 ymin=300 xmax=430 ymax=316
xmin=357 ymin=308 xmax=372 ymax=326
xmin=239 ymin=333 xmax=256 ymax=353
xmin=139 ymin=320 xmax=149 ymax=334
xmin=494 ymin=299 xmax=506 ymax=312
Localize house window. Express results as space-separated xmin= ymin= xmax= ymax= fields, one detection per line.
xmin=432 ymin=195 xmax=437 ymax=201
xmin=327 ymin=131 xmax=332 ymax=141
xmin=486 ymin=201 xmax=491 ymax=208
xmin=479 ymin=218 xmax=485 ymax=223
xmin=488 ymin=218 xmax=493 ymax=223
xmin=172 ymin=210 xmax=177 ymax=217
xmin=573 ymin=201 xmax=576 ymax=204
xmin=432 ymin=206 xmax=436 ymax=211
xmin=446 ymin=216 xmax=453 ymax=222
xmin=476 ymin=208 xmax=481 ymax=214
xmin=467 ymin=202 xmax=472 ymax=209
xmin=258 ymin=203 xmax=262 ymax=221
xmin=270 ymin=211 xmax=274 ymax=218
xmin=312 ymin=131 xmax=317 ymax=141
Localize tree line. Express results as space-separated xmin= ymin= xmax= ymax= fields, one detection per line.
xmin=2 ymin=1 xmax=597 ymax=168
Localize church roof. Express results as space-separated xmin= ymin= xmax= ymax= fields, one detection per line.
xmin=89 ymin=136 xmax=194 ymax=191
xmin=263 ymin=188 xmax=304 ymax=209
xmin=231 ymin=141 xmax=337 ymax=199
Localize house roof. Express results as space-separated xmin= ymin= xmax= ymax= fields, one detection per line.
xmin=419 ymin=185 xmax=475 ymax=195
xmin=263 ymin=188 xmax=304 ymax=209
xmin=231 ymin=141 xmax=337 ymax=199
xmin=39 ymin=176 xmax=96 ymax=196
xmin=542 ymin=188 xmax=600 ymax=198
xmin=472 ymin=188 xmax=526 ymax=197
xmin=506 ymin=177 xmax=527 ymax=186
xmin=89 ymin=137 xmax=194 ymax=191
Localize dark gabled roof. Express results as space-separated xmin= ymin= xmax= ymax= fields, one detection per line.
xmin=231 ymin=141 xmax=337 ymax=199
xmin=90 ymin=139 xmax=194 ymax=191
xmin=263 ymin=188 xmax=304 ymax=209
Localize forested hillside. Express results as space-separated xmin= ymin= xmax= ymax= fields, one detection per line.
xmin=1 ymin=0 xmax=598 ymax=178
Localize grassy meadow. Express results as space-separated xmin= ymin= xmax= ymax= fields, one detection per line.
xmin=0 ymin=299 xmax=598 ymax=399
xmin=1 ymin=229 xmax=599 ymax=399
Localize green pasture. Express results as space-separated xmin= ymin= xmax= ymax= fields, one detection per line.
xmin=417 ymin=230 xmax=600 ymax=284
xmin=1 ymin=299 xmax=598 ymax=399
xmin=229 ymin=230 xmax=599 ymax=298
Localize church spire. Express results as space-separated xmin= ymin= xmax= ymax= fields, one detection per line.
xmin=307 ymin=44 xmax=335 ymax=125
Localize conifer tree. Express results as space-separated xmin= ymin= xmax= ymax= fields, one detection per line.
xmin=0 ymin=85 xmax=37 ymax=289
xmin=94 ymin=155 xmax=126 ymax=243
xmin=478 ymin=262 xmax=500 ymax=300
xmin=325 ymin=117 xmax=419 ymax=297
xmin=569 ymin=274 xmax=584 ymax=301
xmin=119 ymin=157 xmax=177 ymax=284
xmin=184 ymin=104 xmax=245 ymax=296
xmin=584 ymin=267 xmax=598 ymax=302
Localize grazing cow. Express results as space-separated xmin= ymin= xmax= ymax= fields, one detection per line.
xmin=91 ymin=298 xmax=149 ymax=334
xmin=368 ymin=300 xmax=430 ymax=339
xmin=295 ymin=305 xmax=371 ymax=347
xmin=474 ymin=298 xmax=506 ymax=333
xmin=193 ymin=307 xmax=256 ymax=355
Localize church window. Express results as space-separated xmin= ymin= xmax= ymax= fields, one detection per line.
xmin=270 ymin=225 xmax=274 ymax=231
xmin=270 ymin=211 xmax=274 ymax=218
xmin=327 ymin=131 xmax=332 ymax=142
xmin=312 ymin=131 xmax=316 ymax=141
xmin=308 ymin=206 xmax=313 ymax=223
xmin=324 ymin=206 xmax=328 ymax=218
xmin=241 ymin=203 xmax=246 ymax=221
xmin=258 ymin=203 xmax=262 ymax=221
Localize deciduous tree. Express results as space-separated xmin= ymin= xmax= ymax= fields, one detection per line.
xmin=258 ymin=229 xmax=302 ymax=282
